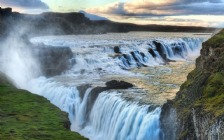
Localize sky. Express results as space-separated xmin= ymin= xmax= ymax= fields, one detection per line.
xmin=0 ymin=0 xmax=224 ymax=27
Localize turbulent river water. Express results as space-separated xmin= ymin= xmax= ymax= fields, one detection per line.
xmin=1 ymin=32 xmax=212 ymax=140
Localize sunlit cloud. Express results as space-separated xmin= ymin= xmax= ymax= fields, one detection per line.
xmin=97 ymin=14 xmax=223 ymax=27
xmin=0 ymin=0 xmax=223 ymax=27
xmin=87 ymin=0 xmax=224 ymax=16
xmin=86 ymin=0 xmax=224 ymax=27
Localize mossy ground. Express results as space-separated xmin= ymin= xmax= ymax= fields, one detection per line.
xmin=195 ymin=72 xmax=224 ymax=118
xmin=204 ymin=30 xmax=224 ymax=47
xmin=0 ymin=73 xmax=87 ymax=140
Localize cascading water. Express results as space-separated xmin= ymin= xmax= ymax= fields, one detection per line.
xmin=86 ymin=92 xmax=162 ymax=140
xmin=28 ymin=78 xmax=163 ymax=140
xmin=1 ymin=32 xmax=209 ymax=140
xmin=31 ymin=35 xmax=203 ymax=72
xmin=115 ymin=38 xmax=202 ymax=69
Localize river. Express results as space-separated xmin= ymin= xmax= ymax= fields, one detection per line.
xmin=1 ymin=32 xmax=212 ymax=140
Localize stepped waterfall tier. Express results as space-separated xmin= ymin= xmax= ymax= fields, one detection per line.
xmin=28 ymin=78 xmax=162 ymax=140
xmin=0 ymin=32 xmax=213 ymax=140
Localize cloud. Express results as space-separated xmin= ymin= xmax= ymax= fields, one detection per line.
xmin=180 ymin=0 xmax=223 ymax=4
xmin=0 ymin=0 xmax=49 ymax=9
xmin=86 ymin=0 xmax=224 ymax=27
xmin=87 ymin=0 xmax=224 ymax=16
xmin=99 ymin=14 xmax=224 ymax=27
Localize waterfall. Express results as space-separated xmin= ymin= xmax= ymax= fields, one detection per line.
xmin=31 ymin=37 xmax=203 ymax=73
xmin=116 ymin=38 xmax=202 ymax=69
xmin=1 ymin=33 xmax=204 ymax=140
xmin=28 ymin=78 xmax=163 ymax=140
xmin=85 ymin=92 xmax=162 ymax=140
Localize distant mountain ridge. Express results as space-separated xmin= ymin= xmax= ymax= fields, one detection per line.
xmin=0 ymin=7 xmax=217 ymax=39
xmin=79 ymin=10 xmax=108 ymax=21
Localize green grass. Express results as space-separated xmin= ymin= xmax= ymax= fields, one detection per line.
xmin=204 ymin=29 xmax=224 ymax=47
xmin=0 ymin=73 xmax=87 ymax=140
xmin=195 ymin=72 xmax=224 ymax=118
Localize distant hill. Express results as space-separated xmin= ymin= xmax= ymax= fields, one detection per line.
xmin=0 ymin=7 xmax=218 ymax=38
xmin=79 ymin=10 xmax=108 ymax=21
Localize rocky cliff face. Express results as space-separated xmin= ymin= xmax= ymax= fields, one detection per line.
xmin=161 ymin=30 xmax=224 ymax=140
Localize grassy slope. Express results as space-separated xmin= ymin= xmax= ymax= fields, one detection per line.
xmin=0 ymin=73 xmax=87 ymax=140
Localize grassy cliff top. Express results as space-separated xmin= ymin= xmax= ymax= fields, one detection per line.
xmin=0 ymin=73 xmax=87 ymax=140
xmin=203 ymin=29 xmax=224 ymax=47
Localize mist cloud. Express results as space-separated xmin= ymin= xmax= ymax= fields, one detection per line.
xmin=0 ymin=0 xmax=49 ymax=9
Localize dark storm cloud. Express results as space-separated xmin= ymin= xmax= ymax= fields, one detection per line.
xmin=0 ymin=0 xmax=49 ymax=9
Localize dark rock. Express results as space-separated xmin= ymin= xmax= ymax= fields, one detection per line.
xmin=0 ymin=7 xmax=12 ymax=16
xmin=153 ymin=41 xmax=175 ymax=63
xmin=77 ymin=84 xmax=91 ymax=100
xmin=114 ymin=46 xmax=121 ymax=54
xmin=105 ymin=80 xmax=133 ymax=89
xmin=148 ymin=48 xmax=156 ymax=58
xmin=153 ymin=41 xmax=167 ymax=61
xmin=63 ymin=116 xmax=71 ymax=129
xmin=85 ymin=86 xmax=107 ymax=123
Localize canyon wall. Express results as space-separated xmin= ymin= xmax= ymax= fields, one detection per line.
xmin=161 ymin=30 xmax=224 ymax=140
